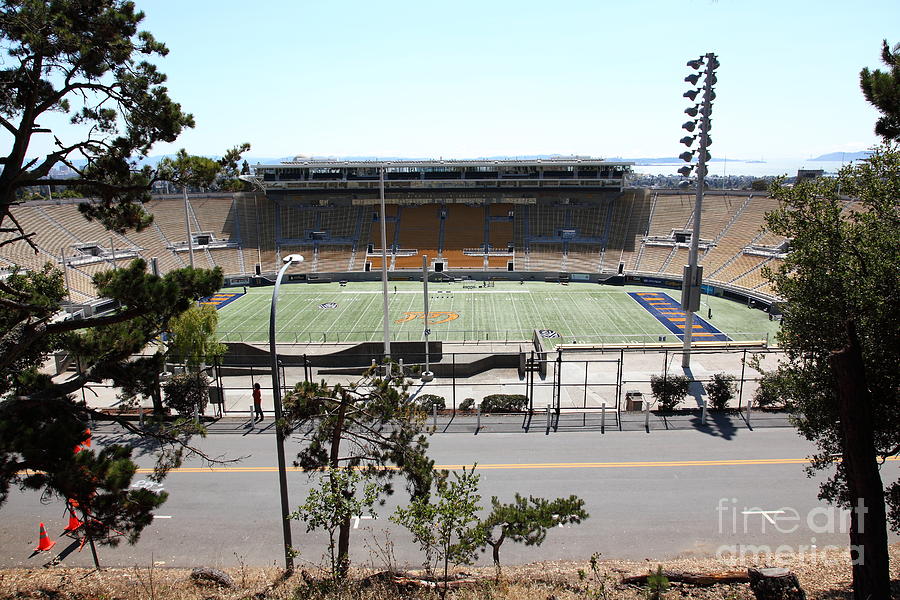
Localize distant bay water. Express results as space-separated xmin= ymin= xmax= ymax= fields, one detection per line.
xmin=632 ymin=158 xmax=859 ymax=178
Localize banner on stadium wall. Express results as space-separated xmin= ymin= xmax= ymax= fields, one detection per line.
xmin=571 ymin=273 xmax=590 ymax=281
xmin=630 ymin=275 xmax=681 ymax=289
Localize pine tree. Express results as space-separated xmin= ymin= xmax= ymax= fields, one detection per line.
xmin=860 ymin=40 xmax=900 ymax=141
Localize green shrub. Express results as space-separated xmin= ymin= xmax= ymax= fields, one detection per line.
xmin=459 ymin=398 xmax=475 ymax=411
xmin=162 ymin=373 xmax=209 ymax=416
xmin=754 ymin=371 xmax=788 ymax=408
xmin=417 ymin=394 xmax=445 ymax=411
xmin=480 ymin=394 xmax=528 ymax=413
xmin=649 ymin=374 xmax=690 ymax=411
xmin=704 ymin=372 xmax=736 ymax=410
xmin=646 ymin=565 xmax=670 ymax=599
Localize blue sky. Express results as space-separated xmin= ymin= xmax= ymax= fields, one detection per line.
xmin=21 ymin=0 xmax=900 ymax=161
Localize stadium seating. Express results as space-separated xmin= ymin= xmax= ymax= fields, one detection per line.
xmin=1 ymin=189 xmax=795 ymax=301
xmin=316 ymin=246 xmax=353 ymax=272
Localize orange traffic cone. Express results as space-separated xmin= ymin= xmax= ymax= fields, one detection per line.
xmin=63 ymin=508 xmax=82 ymax=533
xmin=34 ymin=522 xmax=56 ymax=552
xmin=74 ymin=428 xmax=91 ymax=453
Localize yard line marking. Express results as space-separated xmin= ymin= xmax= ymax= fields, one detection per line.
xmin=346 ymin=290 xmax=529 ymax=294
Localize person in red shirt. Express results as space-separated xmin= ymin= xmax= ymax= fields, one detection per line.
xmin=253 ymin=383 xmax=263 ymax=422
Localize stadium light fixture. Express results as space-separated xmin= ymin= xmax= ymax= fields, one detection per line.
xmin=677 ymin=51 xmax=719 ymax=369
xmin=269 ymin=252 xmax=304 ymax=573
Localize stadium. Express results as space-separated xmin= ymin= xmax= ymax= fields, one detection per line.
xmin=1 ymin=156 xmax=794 ymax=426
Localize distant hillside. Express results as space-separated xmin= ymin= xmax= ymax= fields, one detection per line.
xmin=810 ymin=151 xmax=871 ymax=161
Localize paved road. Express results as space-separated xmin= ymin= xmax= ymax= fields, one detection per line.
xmin=2 ymin=422 xmax=898 ymax=569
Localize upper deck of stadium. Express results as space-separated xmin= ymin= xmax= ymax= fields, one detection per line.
xmin=250 ymin=156 xmax=634 ymax=193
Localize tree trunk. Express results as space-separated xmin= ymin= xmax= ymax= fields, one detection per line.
xmin=830 ymin=322 xmax=890 ymax=600
xmin=329 ymin=394 xmax=350 ymax=580
xmin=490 ymin=531 xmax=505 ymax=566
xmin=151 ymin=369 xmax=164 ymax=414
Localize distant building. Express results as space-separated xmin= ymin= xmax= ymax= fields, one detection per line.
xmin=796 ymin=169 xmax=824 ymax=183
xmin=250 ymin=157 xmax=634 ymax=197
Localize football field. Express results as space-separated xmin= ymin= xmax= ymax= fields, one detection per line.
xmin=212 ymin=281 xmax=779 ymax=345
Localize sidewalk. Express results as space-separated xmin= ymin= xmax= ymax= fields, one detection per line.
xmin=97 ymin=408 xmax=790 ymax=437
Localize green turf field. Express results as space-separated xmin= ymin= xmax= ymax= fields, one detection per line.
xmin=213 ymin=281 xmax=780 ymax=346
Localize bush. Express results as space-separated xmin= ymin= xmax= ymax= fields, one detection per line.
xmin=649 ymin=374 xmax=690 ymax=411
xmin=162 ymin=373 xmax=209 ymax=416
xmin=704 ymin=372 xmax=736 ymax=410
xmin=754 ymin=371 xmax=788 ymax=408
xmin=480 ymin=394 xmax=528 ymax=413
xmin=417 ymin=394 xmax=445 ymax=412
xmin=459 ymin=398 xmax=476 ymax=411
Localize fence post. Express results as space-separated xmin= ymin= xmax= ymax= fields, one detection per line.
xmin=601 ymin=402 xmax=606 ymax=434
xmin=644 ymin=401 xmax=650 ymax=433
xmin=700 ymin=398 xmax=707 ymax=426
xmin=249 ymin=404 xmax=254 ymax=430
xmin=746 ymin=397 xmax=753 ymax=429
xmin=545 ymin=404 xmax=551 ymax=435
xmin=432 ymin=404 xmax=437 ymax=430
xmin=476 ymin=406 xmax=481 ymax=433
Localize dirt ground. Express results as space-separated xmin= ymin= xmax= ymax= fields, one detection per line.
xmin=2 ymin=544 xmax=899 ymax=599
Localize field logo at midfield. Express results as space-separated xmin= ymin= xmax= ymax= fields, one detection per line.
xmin=320 ymin=302 xmax=337 ymax=309
xmin=396 ymin=311 xmax=459 ymax=325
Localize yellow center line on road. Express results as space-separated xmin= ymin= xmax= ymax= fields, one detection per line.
xmin=136 ymin=456 xmax=900 ymax=474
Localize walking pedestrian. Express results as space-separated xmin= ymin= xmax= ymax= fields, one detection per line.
xmin=253 ymin=383 xmax=264 ymax=422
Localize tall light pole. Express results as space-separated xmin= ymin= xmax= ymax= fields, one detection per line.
xmin=677 ymin=53 xmax=719 ymax=369
xmin=183 ymin=185 xmax=194 ymax=268
xmin=269 ymin=253 xmax=303 ymax=571
xmin=421 ymin=255 xmax=434 ymax=382
xmin=378 ymin=167 xmax=391 ymax=359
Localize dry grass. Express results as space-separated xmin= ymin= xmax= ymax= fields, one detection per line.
xmin=1 ymin=544 xmax=899 ymax=599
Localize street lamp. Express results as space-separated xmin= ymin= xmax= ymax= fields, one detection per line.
xmin=269 ymin=253 xmax=303 ymax=571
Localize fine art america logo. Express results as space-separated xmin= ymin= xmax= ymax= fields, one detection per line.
xmin=715 ymin=497 xmax=866 ymax=566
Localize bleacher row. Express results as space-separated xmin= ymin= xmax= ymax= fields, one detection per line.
xmin=1 ymin=191 xmax=810 ymax=301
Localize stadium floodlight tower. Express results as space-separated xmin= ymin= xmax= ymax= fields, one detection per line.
xmin=269 ymin=252 xmax=303 ymax=572
xmin=677 ymin=52 xmax=719 ymax=369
